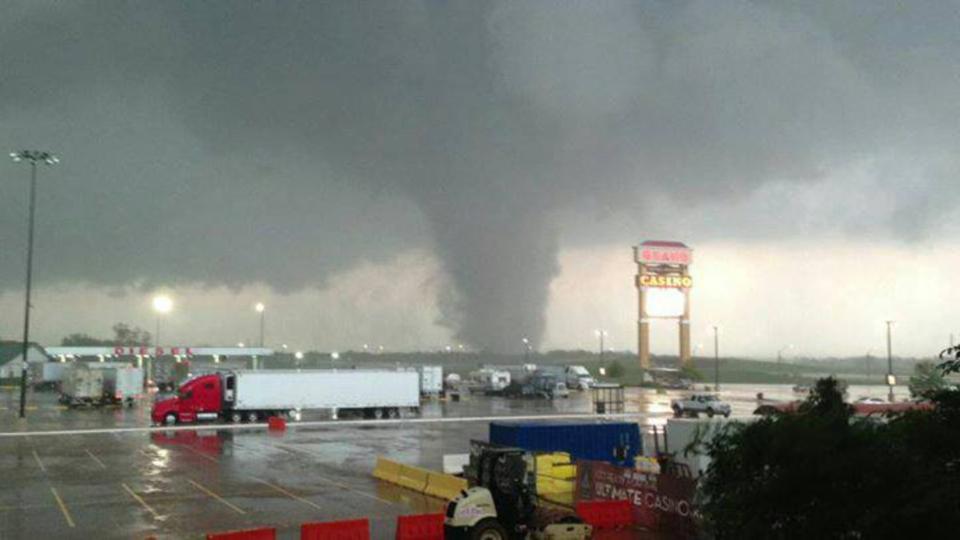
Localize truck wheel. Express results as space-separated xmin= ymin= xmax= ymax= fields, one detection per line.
xmin=246 ymin=411 xmax=259 ymax=423
xmin=372 ymin=408 xmax=384 ymax=420
xmin=469 ymin=518 xmax=508 ymax=540
xmin=164 ymin=413 xmax=177 ymax=426
xmin=706 ymin=408 xmax=715 ymax=418
xmin=230 ymin=412 xmax=243 ymax=423
xmin=387 ymin=408 xmax=399 ymax=419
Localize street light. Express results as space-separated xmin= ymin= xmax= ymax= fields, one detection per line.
xmin=886 ymin=320 xmax=896 ymax=402
xmin=595 ymin=330 xmax=608 ymax=362
xmin=255 ymin=302 xmax=266 ymax=347
xmin=152 ymin=294 xmax=173 ymax=345
xmin=712 ymin=325 xmax=720 ymax=391
xmin=522 ymin=337 xmax=531 ymax=363
xmin=151 ymin=294 xmax=173 ymax=389
xmin=10 ymin=150 xmax=58 ymax=419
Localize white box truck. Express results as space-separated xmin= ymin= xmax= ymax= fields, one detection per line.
xmin=152 ymin=369 xmax=421 ymax=425
xmin=418 ymin=365 xmax=444 ymax=396
xmin=98 ymin=365 xmax=144 ymax=407
xmin=60 ymin=364 xmax=106 ymax=407
xmin=30 ymin=362 xmax=66 ymax=390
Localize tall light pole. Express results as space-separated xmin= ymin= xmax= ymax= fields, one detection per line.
xmin=595 ymin=329 xmax=608 ymax=363
xmin=9 ymin=150 xmax=58 ymax=418
xmin=522 ymin=337 xmax=530 ymax=363
xmin=713 ymin=325 xmax=720 ymax=391
xmin=152 ymin=295 xmax=173 ymax=345
xmin=152 ymin=295 xmax=173 ymax=386
xmin=777 ymin=344 xmax=793 ymax=364
xmin=255 ymin=302 xmax=266 ymax=347
xmin=885 ymin=320 xmax=895 ymax=402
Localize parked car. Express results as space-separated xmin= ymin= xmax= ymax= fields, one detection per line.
xmin=671 ymin=394 xmax=731 ymax=418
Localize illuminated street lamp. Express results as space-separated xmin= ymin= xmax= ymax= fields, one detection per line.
xmin=522 ymin=337 xmax=531 ymax=363
xmin=255 ymin=302 xmax=266 ymax=347
xmin=150 ymin=294 xmax=173 ymax=390
xmin=10 ymin=150 xmax=58 ymax=419
xmin=152 ymin=295 xmax=173 ymax=346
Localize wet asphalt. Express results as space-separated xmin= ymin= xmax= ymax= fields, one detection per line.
xmin=0 ymin=383 xmax=906 ymax=539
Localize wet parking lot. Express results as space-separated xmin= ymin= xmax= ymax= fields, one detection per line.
xmin=0 ymin=384 xmax=901 ymax=539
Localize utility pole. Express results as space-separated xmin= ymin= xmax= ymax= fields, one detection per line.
xmin=255 ymin=303 xmax=266 ymax=347
xmin=886 ymin=320 xmax=895 ymax=403
xmin=713 ymin=325 xmax=720 ymax=391
xmin=595 ymin=329 xmax=607 ymax=363
xmin=9 ymin=150 xmax=58 ymax=419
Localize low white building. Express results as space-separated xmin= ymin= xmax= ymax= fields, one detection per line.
xmin=0 ymin=342 xmax=50 ymax=379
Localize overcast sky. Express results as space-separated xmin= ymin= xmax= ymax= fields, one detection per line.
xmin=3 ymin=1 xmax=960 ymax=357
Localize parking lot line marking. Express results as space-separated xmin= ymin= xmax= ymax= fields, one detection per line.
xmin=50 ymin=487 xmax=75 ymax=528
xmin=32 ymin=449 xmax=47 ymax=473
xmin=184 ymin=446 xmax=220 ymax=463
xmin=187 ymin=479 xmax=246 ymax=514
xmin=84 ymin=449 xmax=106 ymax=469
xmin=121 ymin=483 xmax=160 ymax=519
xmin=269 ymin=444 xmax=397 ymax=505
xmin=255 ymin=479 xmax=326 ymax=511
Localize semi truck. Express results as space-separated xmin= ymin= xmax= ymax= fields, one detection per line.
xmin=60 ymin=363 xmax=144 ymax=407
xmin=418 ymin=365 xmax=444 ymax=396
xmin=151 ymin=369 xmax=421 ymax=425
xmin=97 ymin=364 xmax=144 ymax=407
xmin=30 ymin=361 xmax=66 ymax=390
xmin=467 ymin=368 xmax=511 ymax=395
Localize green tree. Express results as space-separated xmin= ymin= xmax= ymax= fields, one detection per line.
xmin=699 ymin=376 xmax=960 ymax=538
xmin=679 ymin=364 xmax=703 ymax=381
xmin=111 ymin=323 xmax=152 ymax=346
xmin=606 ymin=360 xmax=624 ymax=378
xmin=61 ymin=333 xmax=112 ymax=346
xmin=909 ymin=360 xmax=946 ymax=398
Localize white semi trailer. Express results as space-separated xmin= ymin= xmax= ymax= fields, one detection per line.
xmin=152 ymin=369 xmax=421 ymax=425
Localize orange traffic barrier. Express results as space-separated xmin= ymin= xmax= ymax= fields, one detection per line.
xmin=576 ymin=500 xmax=634 ymax=529
xmin=206 ymin=526 xmax=276 ymax=540
xmin=268 ymin=416 xmax=286 ymax=431
xmin=395 ymin=513 xmax=444 ymax=540
xmin=301 ymin=518 xmax=370 ymax=540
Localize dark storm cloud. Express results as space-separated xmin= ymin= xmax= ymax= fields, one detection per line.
xmin=3 ymin=1 xmax=960 ymax=351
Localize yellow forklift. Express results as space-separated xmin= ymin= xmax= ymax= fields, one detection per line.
xmin=444 ymin=441 xmax=593 ymax=540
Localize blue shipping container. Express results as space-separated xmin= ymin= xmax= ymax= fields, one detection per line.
xmin=489 ymin=420 xmax=642 ymax=467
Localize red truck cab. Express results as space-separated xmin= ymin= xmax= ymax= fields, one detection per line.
xmin=152 ymin=373 xmax=224 ymax=425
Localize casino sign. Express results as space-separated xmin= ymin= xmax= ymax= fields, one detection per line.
xmin=637 ymin=274 xmax=693 ymax=289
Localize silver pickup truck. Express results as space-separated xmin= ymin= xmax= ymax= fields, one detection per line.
xmin=671 ymin=394 xmax=732 ymax=418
